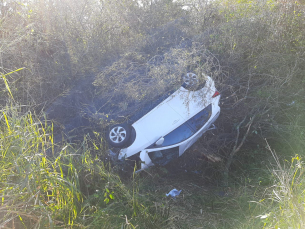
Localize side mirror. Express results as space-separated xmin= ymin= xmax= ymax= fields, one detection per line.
xmin=155 ymin=137 xmax=164 ymax=146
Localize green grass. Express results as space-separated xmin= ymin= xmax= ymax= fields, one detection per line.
xmin=0 ymin=107 xmax=82 ymax=227
xmin=0 ymin=106 xmax=173 ymax=228
xmin=253 ymin=153 xmax=305 ymax=229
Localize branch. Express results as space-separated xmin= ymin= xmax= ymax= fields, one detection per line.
xmin=223 ymin=113 xmax=257 ymax=186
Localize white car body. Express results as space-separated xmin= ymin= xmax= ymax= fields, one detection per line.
xmin=117 ymin=75 xmax=221 ymax=171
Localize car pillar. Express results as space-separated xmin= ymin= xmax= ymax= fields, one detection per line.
xmin=139 ymin=150 xmax=154 ymax=170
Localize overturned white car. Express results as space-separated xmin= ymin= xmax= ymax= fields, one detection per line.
xmin=106 ymin=73 xmax=221 ymax=171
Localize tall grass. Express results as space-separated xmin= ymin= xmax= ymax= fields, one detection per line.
xmin=256 ymin=146 xmax=305 ymax=228
xmin=0 ymin=106 xmax=171 ymax=228
xmin=0 ymin=107 xmax=83 ymax=227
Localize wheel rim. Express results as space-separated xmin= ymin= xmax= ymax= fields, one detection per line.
xmin=109 ymin=126 xmax=127 ymax=143
xmin=182 ymin=73 xmax=199 ymax=86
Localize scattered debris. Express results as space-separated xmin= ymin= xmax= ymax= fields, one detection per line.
xmin=166 ymin=189 xmax=182 ymax=198
xmin=204 ymin=154 xmax=222 ymax=163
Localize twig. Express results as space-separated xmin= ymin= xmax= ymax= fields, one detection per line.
xmin=223 ymin=113 xmax=257 ymax=186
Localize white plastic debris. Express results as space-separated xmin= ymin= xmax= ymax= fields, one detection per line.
xmin=166 ymin=189 xmax=182 ymax=198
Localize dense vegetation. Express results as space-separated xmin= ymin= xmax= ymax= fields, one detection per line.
xmin=1 ymin=0 xmax=305 ymax=228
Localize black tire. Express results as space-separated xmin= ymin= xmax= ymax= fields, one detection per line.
xmin=181 ymin=72 xmax=199 ymax=91
xmin=106 ymin=124 xmax=132 ymax=148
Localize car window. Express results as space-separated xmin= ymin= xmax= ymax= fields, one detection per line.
xmin=162 ymin=123 xmax=194 ymax=147
xmin=147 ymin=103 xmax=212 ymax=148
xmin=148 ymin=147 xmax=179 ymax=166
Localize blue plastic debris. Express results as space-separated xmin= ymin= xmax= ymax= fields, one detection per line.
xmin=166 ymin=189 xmax=182 ymax=198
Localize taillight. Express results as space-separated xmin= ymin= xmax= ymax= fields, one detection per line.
xmin=212 ymin=91 xmax=220 ymax=98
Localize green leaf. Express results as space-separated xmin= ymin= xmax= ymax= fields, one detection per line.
xmin=1 ymin=68 xmax=24 ymax=100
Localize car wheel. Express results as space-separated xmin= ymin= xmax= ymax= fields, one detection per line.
xmin=182 ymin=73 xmax=199 ymax=90
xmin=106 ymin=124 xmax=131 ymax=148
